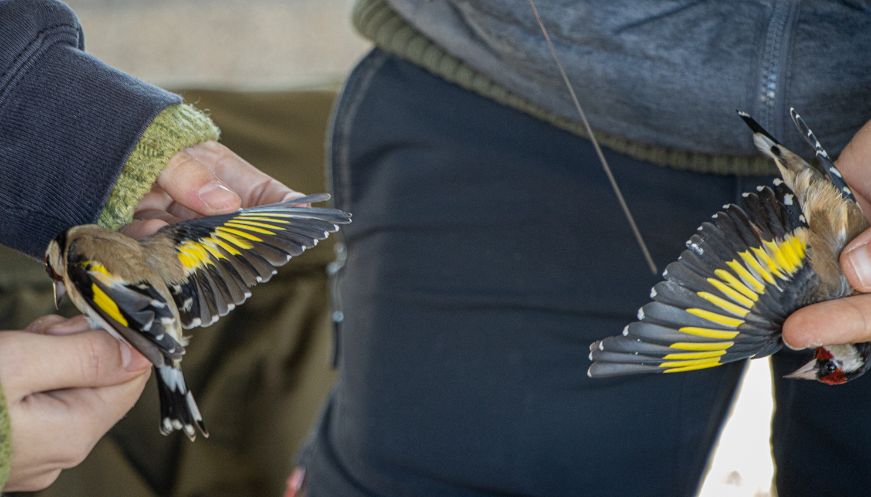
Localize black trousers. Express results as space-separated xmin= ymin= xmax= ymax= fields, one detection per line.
xmin=304 ymin=49 xmax=871 ymax=497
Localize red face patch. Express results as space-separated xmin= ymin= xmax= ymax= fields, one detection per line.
xmin=815 ymin=348 xmax=834 ymax=360
xmin=820 ymin=370 xmax=847 ymax=385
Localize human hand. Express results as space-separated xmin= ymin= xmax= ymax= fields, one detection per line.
xmin=2 ymin=315 xmax=151 ymax=492
xmin=783 ymin=119 xmax=871 ymax=348
xmin=124 ymin=140 xmax=305 ymax=238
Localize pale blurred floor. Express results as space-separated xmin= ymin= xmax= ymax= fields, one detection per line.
xmin=699 ymin=361 xmax=775 ymax=497
xmin=66 ymin=2 xmax=778 ymax=495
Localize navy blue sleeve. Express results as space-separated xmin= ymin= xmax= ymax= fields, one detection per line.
xmin=0 ymin=0 xmax=180 ymax=258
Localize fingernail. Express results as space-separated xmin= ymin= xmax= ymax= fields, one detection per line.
xmin=120 ymin=341 xmax=150 ymax=372
xmin=46 ymin=323 xmax=83 ymax=335
xmin=784 ymin=336 xmax=821 ymax=351
xmin=198 ymin=182 xmax=238 ymax=211
xmin=847 ymin=243 xmax=871 ymax=289
xmin=119 ymin=341 xmax=148 ymax=372
xmin=120 ymin=341 xmax=133 ymax=369
xmin=783 ymin=336 xmax=803 ymax=350
xmin=282 ymin=192 xmax=309 ymax=206
xmin=26 ymin=315 xmax=56 ymax=332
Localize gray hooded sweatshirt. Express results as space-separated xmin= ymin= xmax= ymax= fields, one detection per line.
xmin=381 ymin=0 xmax=871 ymax=165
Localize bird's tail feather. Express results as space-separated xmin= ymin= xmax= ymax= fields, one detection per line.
xmin=737 ymin=110 xmax=812 ymax=176
xmin=156 ymin=365 xmax=207 ymax=441
xmin=788 ymin=108 xmax=857 ymax=202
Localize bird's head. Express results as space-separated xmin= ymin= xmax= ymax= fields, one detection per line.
xmin=786 ymin=343 xmax=871 ymax=385
xmin=44 ymin=231 xmax=68 ymax=309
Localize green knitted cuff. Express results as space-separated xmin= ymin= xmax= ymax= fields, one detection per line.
xmin=98 ymin=103 xmax=221 ymax=230
xmin=0 ymin=385 xmax=11 ymax=490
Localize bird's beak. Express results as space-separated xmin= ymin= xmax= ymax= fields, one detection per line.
xmin=53 ymin=280 xmax=66 ymax=309
xmin=785 ymin=358 xmax=818 ymax=380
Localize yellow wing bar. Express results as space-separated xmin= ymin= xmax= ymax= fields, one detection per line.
xmin=700 ymin=231 xmax=807 ymax=320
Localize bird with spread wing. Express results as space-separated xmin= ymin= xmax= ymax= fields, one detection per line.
xmin=588 ymin=110 xmax=871 ymax=385
xmin=44 ymin=193 xmax=351 ymax=439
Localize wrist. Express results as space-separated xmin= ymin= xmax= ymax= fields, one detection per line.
xmin=98 ymin=103 xmax=221 ymax=230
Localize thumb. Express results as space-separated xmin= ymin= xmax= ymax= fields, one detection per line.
xmin=158 ymin=149 xmax=242 ymax=215
xmin=836 ymin=119 xmax=871 ymax=292
xmin=0 ymin=330 xmax=150 ymax=399
xmin=842 ymin=228 xmax=871 ymax=292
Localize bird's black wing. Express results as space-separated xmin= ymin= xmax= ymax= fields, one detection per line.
xmin=588 ymin=181 xmax=820 ymax=377
xmin=65 ymin=251 xmax=184 ymax=366
xmin=150 ymin=194 xmax=351 ymax=329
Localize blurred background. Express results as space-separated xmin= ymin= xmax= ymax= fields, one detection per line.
xmin=13 ymin=1 xmax=777 ymax=495
xmin=70 ymin=0 xmax=369 ymax=89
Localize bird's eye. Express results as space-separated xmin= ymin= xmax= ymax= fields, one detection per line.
xmin=43 ymin=257 xmax=62 ymax=281
xmin=822 ymin=361 xmax=838 ymax=375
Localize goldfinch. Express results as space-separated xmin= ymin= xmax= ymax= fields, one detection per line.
xmin=588 ymin=110 xmax=871 ymax=385
xmin=44 ymin=193 xmax=351 ymax=439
